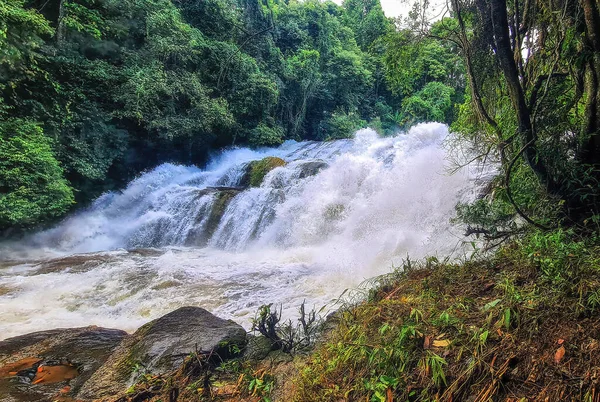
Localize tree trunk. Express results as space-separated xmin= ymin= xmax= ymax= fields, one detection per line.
xmin=486 ymin=0 xmax=555 ymax=191
xmin=56 ymin=0 xmax=67 ymax=45
xmin=451 ymin=0 xmax=502 ymax=140
xmin=581 ymin=0 xmax=600 ymax=165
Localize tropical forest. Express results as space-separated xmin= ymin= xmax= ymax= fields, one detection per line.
xmin=1 ymin=0 xmax=600 ymax=400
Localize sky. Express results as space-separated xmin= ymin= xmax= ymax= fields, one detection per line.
xmin=379 ymin=0 xmax=413 ymax=18
xmin=330 ymin=0 xmax=448 ymax=19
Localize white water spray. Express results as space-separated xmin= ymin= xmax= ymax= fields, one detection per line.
xmin=0 ymin=123 xmax=489 ymax=339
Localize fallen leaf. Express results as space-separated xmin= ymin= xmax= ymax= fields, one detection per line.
xmin=214 ymin=384 xmax=237 ymax=395
xmin=554 ymin=345 xmax=565 ymax=364
xmin=424 ymin=336 xmax=432 ymax=349
xmin=32 ymin=364 xmax=78 ymax=384
xmin=558 ymin=338 xmax=565 ymax=345
xmin=0 ymin=357 xmax=41 ymax=379
xmin=433 ymin=339 xmax=451 ymax=348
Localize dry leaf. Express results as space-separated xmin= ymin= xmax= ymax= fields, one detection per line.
xmin=554 ymin=345 xmax=566 ymax=364
xmin=0 ymin=357 xmax=41 ymax=379
xmin=32 ymin=364 xmax=78 ymax=384
xmin=433 ymin=339 xmax=451 ymax=348
xmin=558 ymin=338 xmax=565 ymax=345
xmin=424 ymin=336 xmax=432 ymax=349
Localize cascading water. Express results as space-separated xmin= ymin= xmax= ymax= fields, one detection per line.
xmin=0 ymin=123 xmax=491 ymax=340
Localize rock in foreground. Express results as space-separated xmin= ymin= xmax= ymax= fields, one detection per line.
xmin=78 ymin=306 xmax=247 ymax=400
xmin=0 ymin=326 xmax=127 ymax=401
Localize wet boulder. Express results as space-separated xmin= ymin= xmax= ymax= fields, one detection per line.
xmin=186 ymin=187 xmax=242 ymax=246
xmin=203 ymin=188 xmax=242 ymax=240
xmin=0 ymin=326 xmax=127 ymax=401
xmin=296 ymin=160 xmax=329 ymax=179
xmin=239 ymin=157 xmax=286 ymax=187
xmin=264 ymin=160 xmax=329 ymax=189
xmin=78 ymin=306 xmax=247 ymax=400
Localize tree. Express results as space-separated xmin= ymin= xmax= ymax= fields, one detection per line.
xmin=0 ymin=119 xmax=74 ymax=230
xmin=400 ymin=81 xmax=455 ymax=124
xmin=450 ymin=0 xmax=600 ymax=227
xmin=0 ymin=1 xmax=53 ymax=112
xmin=0 ymin=0 xmax=404 ymax=231
xmin=382 ymin=19 xmax=465 ymax=125
xmin=342 ymin=0 xmax=391 ymax=51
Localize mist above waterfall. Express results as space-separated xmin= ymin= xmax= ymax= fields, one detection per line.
xmin=0 ymin=123 xmax=489 ymax=339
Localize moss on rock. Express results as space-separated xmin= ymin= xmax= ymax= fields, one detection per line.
xmin=204 ymin=189 xmax=240 ymax=238
xmin=240 ymin=157 xmax=286 ymax=188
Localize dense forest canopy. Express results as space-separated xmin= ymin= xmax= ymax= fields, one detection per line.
xmin=0 ymin=0 xmax=466 ymax=232
xmin=5 ymin=0 xmax=598 ymax=238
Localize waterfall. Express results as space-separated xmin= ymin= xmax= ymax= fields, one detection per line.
xmin=0 ymin=123 xmax=492 ymax=339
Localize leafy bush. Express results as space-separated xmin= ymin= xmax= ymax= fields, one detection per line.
xmin=319 ymin=109 xmax=366 ymax=140
xmin=249 ymin=122 xmax=285 ymax=147
xmin=399 ymin=81 xmax=455 ymax=125
xmin=0 ymin=119 xmax=74 ymax=230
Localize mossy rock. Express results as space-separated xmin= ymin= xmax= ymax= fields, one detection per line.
xmin=187 ymin=187 xmax=241 ymax=246
xmin=239 ymin=157 xmax=286 ymax=188
xmin=204 ymin=189 xmax=240 ymax=239
xmin=77 ymin=307 xmax=247 ymax=400
xmin=0 ymin=327 xmax=127 ymax=401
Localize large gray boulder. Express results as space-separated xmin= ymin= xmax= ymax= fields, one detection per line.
xmin=0 ymin=326 xmax=127 ymax=401
xmin=77 ymin=306 xmax=247 ymax=400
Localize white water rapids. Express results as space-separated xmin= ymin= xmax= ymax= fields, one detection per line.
xmin=0 ymin=123 xmax=490 ymax=340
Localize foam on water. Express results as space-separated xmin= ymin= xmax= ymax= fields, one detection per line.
xmin=0 ymin=123 xmax=490 ymax=339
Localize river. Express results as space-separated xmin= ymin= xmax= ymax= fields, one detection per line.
xmin=0 ymin=123 xmax=489 ymax=340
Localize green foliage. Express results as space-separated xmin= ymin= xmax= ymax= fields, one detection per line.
xmin=400 ymin=81 xmax=455 ymax=125
xmin=383 ymin=27 xmax=463 ymax=97
xmin=320 ymin=109 xmax=366 ymax=140
xmin=518 ymin=229 xmax=591 ymax=284
xmin=0 ymin=0 xmax=465 ymax=230
xmin=342 ymin=0 xmax=392 ymax=51
xmin=0 ymin=119 xmax=74 ymax=230
xmin=449 ymin=0 xmax=600 ymax=230
xmin=382 ymin=20 xmax=465 ymax=125
xmin=0 ymin=1 xmax=53 ymax=74
xmin=249 ymin=122 xmax=285 ymax=147
xmin=247 ymin=372 xmax=274 ymax=401
xmin=62 ymin=0 xmax=105 ymax=40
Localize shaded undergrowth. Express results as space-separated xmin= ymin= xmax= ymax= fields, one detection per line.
xmin=295 ymin=229 xmax=600 ymax=401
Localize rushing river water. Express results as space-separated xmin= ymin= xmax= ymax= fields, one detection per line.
xmin=0 ymin=123 xmax=490 ymax=340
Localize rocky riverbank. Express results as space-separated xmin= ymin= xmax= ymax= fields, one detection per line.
xmin=0 ymin=307 xmax=267 ymax=402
